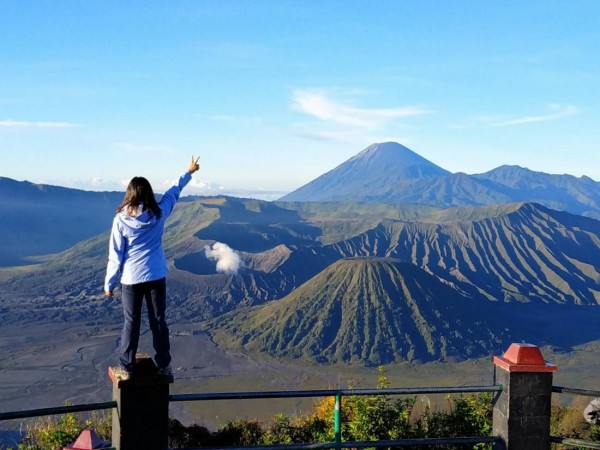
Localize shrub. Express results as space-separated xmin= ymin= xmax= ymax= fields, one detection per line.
xmin=550 ymin=403 xmax=600 ymax=448
xmin=168 ymin=418 xmax=213 ymax=449
xmin=418 ymin=393 xmax=493 ymax=449
xmin=214 ymin=419 xmax=264 ymax=446
xmin=16 ymin=410 xmax=111 ymax=450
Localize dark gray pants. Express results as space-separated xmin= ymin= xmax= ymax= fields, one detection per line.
xmin=119 ymin=278 xmax=171 ymax=371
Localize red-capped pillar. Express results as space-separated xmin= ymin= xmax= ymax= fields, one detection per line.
xmin=492 ymin=343 xmax=557 ymax=450
xmin=63 ymin=428 xmax=111 ymax=449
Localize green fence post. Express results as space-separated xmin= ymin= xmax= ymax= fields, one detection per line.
xmin=334 ymin=394 xmax=342 ymax=450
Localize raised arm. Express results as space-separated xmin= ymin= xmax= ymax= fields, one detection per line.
xmin=159 ymin=156 xmax=201 ymax=217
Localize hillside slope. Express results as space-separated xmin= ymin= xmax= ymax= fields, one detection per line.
xmin=329 ymin=203 xmax=600 ymax=305
xmin=207 ymin=257 xmax=595 ymax=364
xmin=208 ymin=258 xmax=512 ymax=364
xmin=0 ymin=177 xmax=123 ymax=265
xmin=0 ymin=198 xmax=600 ymax=364
xmin=0 ymin=198 xmax=333 ymax=323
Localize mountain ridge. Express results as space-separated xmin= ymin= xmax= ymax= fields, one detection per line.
xmin=3 ymin=154 xmax=600 ymax=364
xmin=3 ymin=198 xmax=600 ymax=320
xmin=3 ymin=195 xmax=600 ymax=362
xmin=0 ymin=178 xmax=124 ymax=265
xmin=204 ymin=256 xmax=600 ymax=365
xmin=279 ymin=142 xmax=600 ymax=219
xmin=206 ymin=257 xmax=513 ymax=364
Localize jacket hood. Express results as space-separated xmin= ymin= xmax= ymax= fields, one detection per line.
xmin=118 ymin=209 xmax=157 ymax=230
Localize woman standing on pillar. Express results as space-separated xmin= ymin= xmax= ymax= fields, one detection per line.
xmin=104 ymin=156 xmax=200 ymax=380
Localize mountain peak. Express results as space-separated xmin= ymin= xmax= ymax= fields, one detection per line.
xmin=279 ymin=142 xmax=449 ymax=202
xmin=351 ymin=142 xmax=440 ymax=168
xmin=207 ymin=257 xmax=510 ymax=364
xmin=331 ymin=141 xmax=449 ymax=178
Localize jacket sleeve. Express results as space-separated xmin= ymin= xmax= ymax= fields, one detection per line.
xmin=104 ymin=217 xmax=126 ymax=292
xmin=159 ymin=172 xmax=192 ymax=218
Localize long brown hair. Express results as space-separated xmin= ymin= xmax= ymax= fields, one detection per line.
xmin=117 ymin=177 xmax=162 ymax=218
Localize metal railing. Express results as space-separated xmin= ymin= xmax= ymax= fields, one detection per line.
xmin=4 ymin=382 xmax=600 ymax=449
xmin=168 ymin=384 xmax=503 ymax=450
xmin=181 ymin=437 xmax=501 ymax=450
xmin=0 ymin=400 xmax=116 ymax=421
xmin=0 ymin=384 xmax=502 ymax=449
xmin=169 ymin=385 xmax=502 ymax=402
xmin=550 ymin=386 xmax=600 ymax=449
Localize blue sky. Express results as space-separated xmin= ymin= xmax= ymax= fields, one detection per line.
xmin=1 ymin=1 xmax=599 ymax=199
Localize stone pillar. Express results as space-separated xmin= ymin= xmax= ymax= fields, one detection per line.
xmin=492 ymin=343 xmax=557 ymax=450
xmin=109 ymin=355 xmax=173 ymax=450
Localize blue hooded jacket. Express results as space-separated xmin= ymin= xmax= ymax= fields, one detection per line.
xmin=104 ymin=172 xmax=191 ymax=292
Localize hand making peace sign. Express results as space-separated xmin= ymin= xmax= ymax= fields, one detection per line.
xmin=188 ymin=155 xmax=200 ymax=174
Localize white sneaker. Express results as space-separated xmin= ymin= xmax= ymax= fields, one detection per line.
xmin=157 ymin=365 xmax=172 ymax=377
xmin=112 ymin=366 xmax=132 ymax=381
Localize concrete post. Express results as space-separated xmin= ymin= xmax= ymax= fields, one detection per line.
xmin=108 ymin=354 xmax=173 ymax=450
xmin=492 ymin=343 xmax=557 ymax=450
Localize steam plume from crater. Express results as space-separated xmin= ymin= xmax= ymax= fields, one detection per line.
xmin=204 ymin=242 xmax=241 ymax=275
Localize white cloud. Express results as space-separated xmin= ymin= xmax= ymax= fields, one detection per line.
xmin=294 ymin=128 xmax=363 ymax=144
xmin=204 ymin=242 xmax=241 ymax=275
xmin=293 ymin=127 xmax=409 ymax=147
xmin=57 ymin=177 xmax=126 ymax=192
xmin=89 ymin=177 xmax=110 ymax=187
xmin=0 ymin=119 xmax=76 ymax=128
xmin=491 ymin=104 xmax=579 ymax=127
xmin=187 ymin=178 xmax=209 ymax=190
xmin=217 ymin=188 xmax=288 ymax=201
xmin=160 ymin=177 xmax=209 ymax=192
xmin=291 ymin=88 xmax=427 ymax=128
xmin=156 ymin=177 xmax=283 ymax=200
xmin=156 ymin=177 xmax=207 ymax=192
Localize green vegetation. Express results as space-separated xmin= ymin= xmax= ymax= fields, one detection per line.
xmin=9 ymin=399 xmax=599 ymax=450
xmin=12 ymin=410 xmax=111 ymax=450
xmin=168 ymin=368 xmax=497 ymax=449
xmin=550 ymin=404 xmax=600 ymax=449
xmin=169 ymin=391 xmax=600 ymax=450
xmin=11 ymin=370 xmax=599 ymax=450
